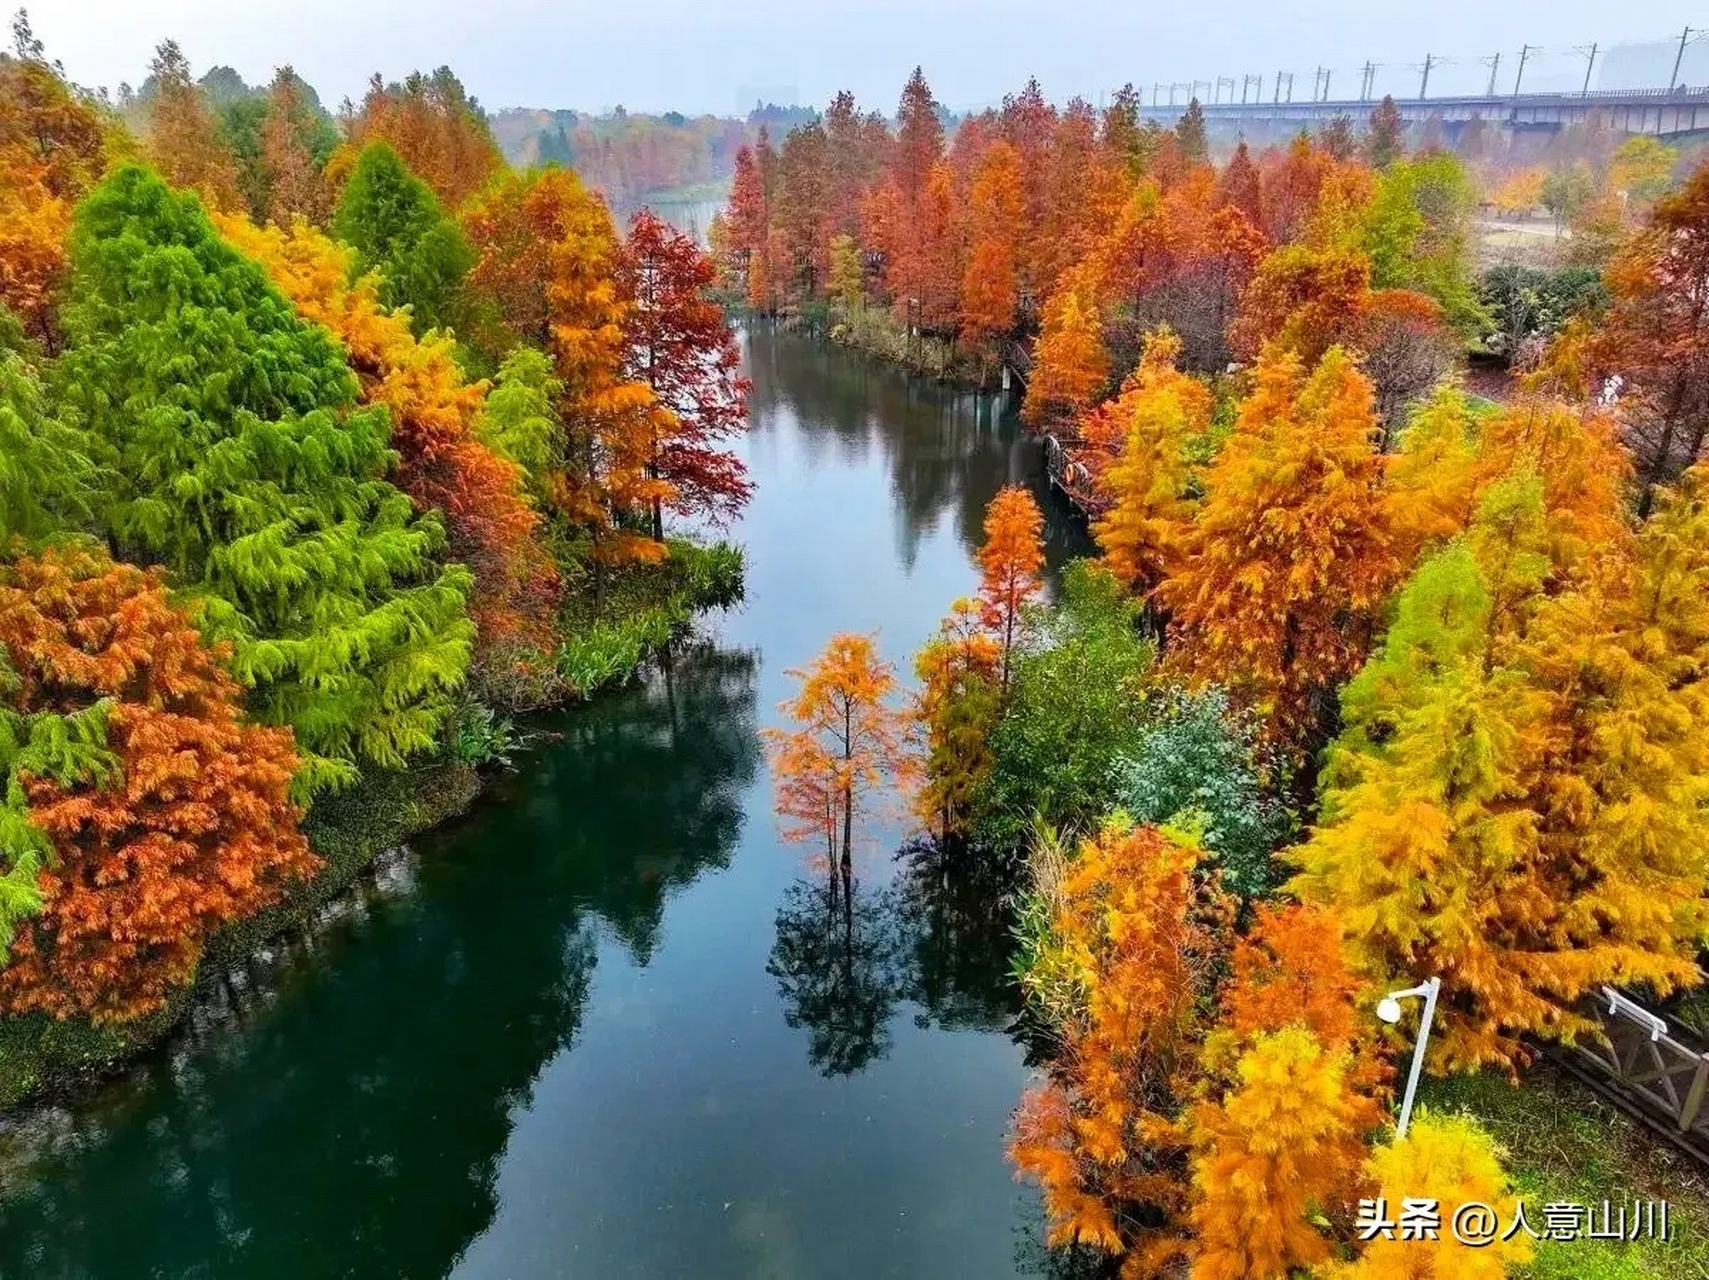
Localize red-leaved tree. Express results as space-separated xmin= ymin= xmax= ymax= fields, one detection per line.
xmin=619 ymin=208 xmax=754 ymax=540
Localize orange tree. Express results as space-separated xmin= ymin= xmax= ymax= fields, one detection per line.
xmin=1160 ymin=345 xmax=1398 ymax=757
xmin=977 ymin=486 xmax=1045 ymax=694
xmin=462 ymin=168 xmax=670 ymax=600
xmin=0 ymin=543 xmax=317 ymax=1023
xmin=763 ymin=634 xmax=913 ymax=885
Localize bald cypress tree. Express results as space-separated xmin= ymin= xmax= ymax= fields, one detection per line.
xmin=333 ymin=141 xmax=474 ymax=339
xmin=56 ymin=165 xmax=473 ymax=792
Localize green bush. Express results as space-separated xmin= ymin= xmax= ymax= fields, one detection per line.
xmin=974 ymin=562 xmax=1157 ymax=850
xmin=555 ymin=539 xmax=745 ymax=697
xmin=1114 ymin=685 xmax=1291 ymax=897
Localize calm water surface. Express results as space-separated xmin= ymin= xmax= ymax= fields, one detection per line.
xmin=0 ymin=327 xmax=1091 ymax=1279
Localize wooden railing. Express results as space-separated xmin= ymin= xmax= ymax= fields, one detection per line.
xmin=1559 ymin=985 xmax=1709 ymax=1163
xmin=1042 ymin=433 xmax=1102 ymax=517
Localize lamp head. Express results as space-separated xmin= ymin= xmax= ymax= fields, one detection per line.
xmin=1376 ymin=996 xmax=1404 ymax=1025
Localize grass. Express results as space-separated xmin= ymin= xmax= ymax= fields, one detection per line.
xmin=828 ymin=304 xmax=984 ymax=382
xmin=555 ymin=537 xmax=744 ymax=697
xmin=1421 ymin=1063 xmax=1709 ymax=1278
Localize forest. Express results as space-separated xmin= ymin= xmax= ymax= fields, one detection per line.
xmin=8 ymin=7 xmax=1709 ymax=1275
xmin=0 ymin=11 xmax=748 ymax=1086
xmin=748 ymin=64 xmax=1709 ymax=1280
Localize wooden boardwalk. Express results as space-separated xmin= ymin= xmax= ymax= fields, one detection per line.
xmin=1041 ymin=432 xmax=1104 ymax=520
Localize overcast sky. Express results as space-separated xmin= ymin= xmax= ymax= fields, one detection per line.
xmin=31 ymin=0 xmax=1709 ymax=117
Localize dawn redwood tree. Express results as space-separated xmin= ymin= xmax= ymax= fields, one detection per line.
xmin=960 ymin=139 xmax=1025 ymax=352
xmin=1161 ymin=345 xmax=1398 ymax=755
xmin=1215 ymin=141 xmax=1263 ymax=226
xmin=337 ymin=67 xmax=502 ymax=209
xmin=1349 ymin=1113 xmax=1533 ymax=1277
xmin=894 ymin=67 xmax=944 ymax=204
xmin=258 ymin=66 xmax=330 ymax=228
xmin=763 ymin=634 xmax=912 ymax=889
xmin=56 ymin=166 xmax=474 ymax=792
xmin=911 ymin=599 xmax=1002 ymax=841
xmin=773 ymin=121 xmax=831 ymax=304
xmin=141 ymin=40 xmax=240 ymax=210
xmin=1175 ymin=99 xmax=1208 ymax=166
xmin=1382 ymin=383 xmax=1482 ymax=568
xmin=1090 ymin=329 xmax=1211 ymax=595
xmin=0 ymin=543 xmax=319 ymax=1022
xmin=1365 ymin=95 xmax=1405 ymax=169
xmin=618 ymin=208 xmax=754 ymax=540
xmin=1295 ymin=460 xmax=1709 ymax=1071
xmin=1355 ymin=287 xmax=1459 ymax=438
xmin=977 ymin=486 xmax=1045 ymax=695
xmin=0 ymin=20 xmax=110 ymax=349
xmin=333 ymin=141 xmax=475 ymax=339
xmin=1591 ymin=162 xmax=1709 ymax=512
xmin=462 ymin=167 xmax=669 ymax=588
xmin=1188 ymin=1026 xmax=1367 ymax=1280
xmin=1229 ymin=241 xmax=1371 ymax=364
xmin=218 ymin=212 xmax=560 ymax=667
xmin=1008 ymin=822 xmax=1227 ymax=1273
xmin=1023 ymin=264 xmax=1109 ymax=425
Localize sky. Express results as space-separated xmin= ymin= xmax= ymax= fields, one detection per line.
xmin=31 ymin=0 xmax=1709 ymax=117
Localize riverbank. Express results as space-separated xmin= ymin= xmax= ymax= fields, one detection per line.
xmin=726 ymin=301 xmax=1014 ymax=391
xmin=0 ymin=538 xmax=745 ymax=1115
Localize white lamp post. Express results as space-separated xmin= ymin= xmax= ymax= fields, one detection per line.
xmin=1376 ymin=975 xmax=1441 ymax=1138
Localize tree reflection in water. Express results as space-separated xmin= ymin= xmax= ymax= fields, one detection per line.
xmin=767 ymin=839 xmax=1026 ymax=1077
xmin=768 ymin=868 xmax=909 ymax=1077
xmin=0 ymin=642 xmax=761 ymax=1280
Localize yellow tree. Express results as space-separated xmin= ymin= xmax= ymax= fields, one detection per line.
xmin=976 ymin=485 xmax=1045 ymax=694
xmin=1295 ymin=460 xmax=1709 ymax=1071
xmin=1188 ymin=902 xmax=1389 ymax=1278
xmin=1161 ymin=345 xmax=1398 ymax=754
xmin=1023 ymin=264 xmax=1108 ymax=426
xmin=1383 ymin=383 xmax=1481 ymax=569
xmin=0 ymin=21 xmax=114 ymax=349
xmin=763 ymin=634 xmax=913 ymax=886
xmin=1335 ymin=1111 xmax=1531 ymax=1278
xmin=1188 ymin=1027 xmax=1368 ymax=1280
xmin=911 ymin=599 xmax=1001 ymax=841
xmin=1091 ymin=328 xmax=1212 ymax=595
xmin=1472 ymin=397 xmax=1630 ymax=570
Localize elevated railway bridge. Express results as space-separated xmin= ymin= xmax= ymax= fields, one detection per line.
xmin=1137 ymin=85 xmax=1709 ymax=139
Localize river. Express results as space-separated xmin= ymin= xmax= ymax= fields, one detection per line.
xmin=0 ymin=325 xmax=1093 ymax=1280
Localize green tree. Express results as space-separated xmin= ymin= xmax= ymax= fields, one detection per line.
xmin=1541 ymin=164 xmax=1596 ymax=237
xmin=1365 ymin=96 xmax=1405 ymax=169
xmin=1115 ymin=685 xmax=1288 ymax=897
xmin=974 ymin=562 xmax=1156 ymax=848
xmin=0 ymin=346 xmax=92 ymax=543
xmin=333 ymin=141 xmax=474 ymax=339
xmin=1363 ymin=152 xmax=1484 ymax=333
xmin=56 ymin=165 xmax=474 ymax=793
xmin=1175 ymin=98 xmax=1208 ymax=165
